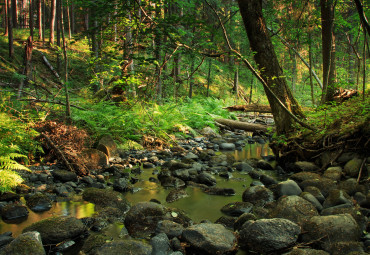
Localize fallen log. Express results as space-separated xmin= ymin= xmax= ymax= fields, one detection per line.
xmin=215 ymin=118 xmax=271 ymax=132
xmin=224 ymin=104 xmax=272 ymax=113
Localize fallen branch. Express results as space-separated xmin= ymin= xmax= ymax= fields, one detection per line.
xmin=224 ymin=104 xmax=272 ymax=113
xmin=40 ymin=133 xmax=74 ymax=173
xmin=215 ymin=118 xmax=270 ymax=132
xmin=357 ymin=158 xmax=367 ymax=183
xmin=41 ymin=53 xmax=60 ymax=79
xmin=19 ymin=98 xmax=86 ymax=110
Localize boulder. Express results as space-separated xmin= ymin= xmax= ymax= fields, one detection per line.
xmin=0 ymin=231 xmax=45 ymax=255
xmin=151 ymin=233 xmax=172 ymax=255
xmin=166 ymin=189 xmax=188 ymax=203
xmin=0 ymin=232 xmax=13 ymax=248
xmin=302 ymin=214 xmax=361 ymax=252
xmin=293 ymin=161 xmax=320 ymax=172
xmin=22 ymin=216 xmax=86 ymax=245
xmin=160 ymin=176 xmax=186 ymax=188
xmin=97 ymin=134 xmax=118 ymax=159
xmin=268 ymin=195 xmax=319 ymax=226
xmin=81 ymin=234 xmax=110 ymax=254
xmin=322 ymin=167 xmax=343 ymax=181
xmin=80 ymin=149 xmax=109 ymax=170
xmin=303 ymin=186 xmax=326 ymax=204
xmin=113 ymin=178 xmax=131 ymax=192
xmin=215 ymin=216 xmax=237 ymax=229
xmin=196 ymin=172 xmax=216 ymax=186
xmin=25 ymin=193 xmax=52 ymax=212
xmin=257 ymin=159 xmax=274 ymax=170
xmin=242 ymin=185 xmax=274 ymax=206
xmin=220 ymin=202 xmax=253 ymax=217
xmin=300 ymin=192 xmax=323 ymax=211
xmin=239 ymin=218 xmax=301 ymax=253
xmin=219 ymin=143 xmax=236 ymax=151
xmin=124 ymin=202 xmax=191 ymax=238
xmin=182 ymin=223 xmax=237 ymax=255
xmin=201 ymin=127 xmax=219 ymax=137
xmin=51 ymin=170 xmax=77 ymax=182
xmin=344 ymin=158 xmax=363 ymax=178
xmin=1 ymin=204 xmax=28 ymax=221
xmin=156 ymin=220 xmax=184 ymax=238
xmin=276 ymin=180 xmax=302 ymax=197
xmin=290 ymin=172 xmax=321 ymax=183
xmin=233 ymin=213 xmax=257 ymax=231
xmin=322 ymin=189 xmax=352 ymax=209
xmin=282 ymin=248 xmax=330 ymax=255
xmin=233 ymin=162 xmax=253 ymax=172
xmin=95 ymin=240 xmax=152 ymax=255
xmin=82 ymin=187 xmax=130 ymax=212
xmin=299 ymin=178 xmax=337 ymax=197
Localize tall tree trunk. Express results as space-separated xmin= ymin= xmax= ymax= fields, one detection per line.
xmin=320 ymin=0 xmax=336 ymax=103
xmin=233 ymin=69 xmax=239 ymax=103
xmin=154 ymin=1 xmax=163 ymax=102
xmin=8 ymin=0 xmax=14 ymax=59
xmin=363 ymin=28 xmax=367 ymax=101
xmin=188 ymin=56 xmax=194 ymax=98
xmin=66 ymin=0 xmax=71 ymax=39
xmin=70 ymin=2 xmax=75 ymax=34
xmin=60 ymin=0 xmax=70 ymax=120
xmin=11 ymin=0 xmax=17 ymax=28
xmin=309 ymin=32 xmax=315 ymax=105
xmin=42 ymin=0 xmax=45 ymax=43
xmin=49 ymin=0 xmax=56 ymax=44
xmin=237 ymin=0 xmax=304 ymax=134
xmin=38 ymin=0 xmax=42 ymax=40
xmin=29 ymin=0 xmax=33 ymax=39
xmin=206 ymin=58 xmax=212 ymax=97
xmin=56 ymin=0 xmax=61 ymax=73
xmin=4 ymin=0 xmax=9 ymax=36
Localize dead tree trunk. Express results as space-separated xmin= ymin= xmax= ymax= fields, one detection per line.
xmin=215 ymin=118 xmax=269 ymax=133
xmin=224 ymin=104 xmax=272 ymax=113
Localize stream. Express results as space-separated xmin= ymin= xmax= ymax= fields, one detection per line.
xmin=0 ymin=143 xmax=273 ymax=239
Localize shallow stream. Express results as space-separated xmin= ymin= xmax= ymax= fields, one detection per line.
xmin=0 ymin=143 xmax=273 ymax=240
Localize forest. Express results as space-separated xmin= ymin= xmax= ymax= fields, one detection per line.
xmin=0 ymin=0 xmax=369 ymax=254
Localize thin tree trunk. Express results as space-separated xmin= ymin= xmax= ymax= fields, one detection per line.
xmin=206 ymin=58 xmax=212 ymax=97
xmin=38 ymin=0 xmax=42 ymax=40
xmin=249 ymin=76 xmax=253 ymax=104
xmin=56 ymin=0 xmax=61 ymax=73
xmin=66 ymin=0 xmax=71 ymax=39
xmin=42 ymin=0 xmax=45 ymax=44
xmin=70 ymin=2 xmax=75 ymax=34
xmin=237 ymin=0 xmax=304 ymax=134
xmin=8 ymin=0 xmax=14 ymax=59
xmin=49 ymin=0 xmax=56 ymax=44
xmin=363 ymin=28 xmax=367 ymax=101
xmin=29 ymin=0 xmax=33 ymax=39
xmin=188 ymin=56 xmax=194 ymax=98
xmin=11 ymin=0 xmax=17 ymax=28
xmin=4 ymin=0 xmax=9 ymax=36
xmin=234 ymin=69 xmax=239 ymax=102
xmin=309 ymin=32 xmax=315 ymax=105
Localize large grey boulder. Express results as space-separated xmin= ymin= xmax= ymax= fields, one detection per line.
xmin=219 ymin=143 xmax=236 ymax=151
xmin=268 ymin=195 xmax=319 ymax=226
xmin=0 ymin=204 xmax=28 ymax=220
xmin=302 ymin=214 xmax=361 ymax=252
xmin=239 ymin=218 xmax=301 ymax=253
xmin=182 ymin=223 xmax=237 ymax=255
xmin=322 ymin=189 xmax=353 ymax=209
xmin=344 ymin=158 xmax=363 ymax=178
xmin=22 ymin=216 xmax=86 ymax=245
xmin=242 ymin=185 xmax=274 ymax=206
xmin=276 ymin=180 xmax=302 ymax=197
xmin=0 ymin=232 xmax=45 ymax=255
xmin=51 ymin=170 xmax=77 ymax=182
xmin=25 ymin=193 xmax=52 ymax=212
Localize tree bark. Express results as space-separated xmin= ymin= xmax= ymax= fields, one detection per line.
xmin=237 ymin=0 xmax=304 ymax=134
xmin=224 ymin=104 xmax=272 ymax=113
xmin=353 ymin=0 xmax=370 ymax=37
xmin=49 ymin=0 xmax=56 ymax=44
xmin=38 ymin=0 xmax=42 ymax=40
xmin=4 ymin=0 xmax=9 ymax=36
xmin=215 ymin=118 xmax=269 ymax=133
xmin=8 ymin=0 xmax=14 ymax=59
xmin=29 ymin=0 xmax=33 ymax=39
xmin=11 ymin=0 xmax=17 ymax=28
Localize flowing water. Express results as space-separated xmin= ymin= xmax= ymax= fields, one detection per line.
xmin=0 ymin=143 xmax=273 ymax=241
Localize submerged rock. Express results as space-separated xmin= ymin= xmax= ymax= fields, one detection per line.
xmin=182 ymin=223 xmax=237 ymax=255
xmin=22 ymin=216 xmax=86 ymax=245
xmin=95 ymin=240 xmax=152 ymax=255
xmin=166 ymin=189 xmax=188 ymax=203
xmin=25 ymin=193 xmax=52 ymax=212
xmin=220 ymin=202 xmax=253 ymax=217
xmin=239 ymin=218 xmax=301 ymax=253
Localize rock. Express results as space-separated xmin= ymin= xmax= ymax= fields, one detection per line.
xmin=276 ymin=180 xmax=302 ymax=197
xmin=97 ymin=134 xmax=118 ymax=159
xmin=166 ymin=189 xmax=188 ymax=203
xmin=172 ymin=169 xmax=191 ymax=181
xmin=300 ymin=178 xmax=337 ymax=197
xmin=182 ymin=223 xmax=236 ymax=255
xmin=268 ymin=195 xmax=319 ymax=226
xmin=81 ymin=233 xmax=110 ymax=254
xmin=337 ymin=152 xmax=360 ymax=164
xmin=143 ymin=162 xmax=155 ymax=168
xmin=81 ymin=176 xmax=95 ymax=185
xmin=290 ymin=172 xmax=321 ymax=183
xmin=0 ymin=232 xmax=13 ymax=248
xmin=185 ymin=152 xmax=198 ymax=160
xmin=124 ymin=202 xmax=191 ymax=238
xmin=239 ymin=218 xmax=301 ymax=253
xmin=0 ymin=231 xmax=45 ymax=255
xmin=151 ymin=233 xmax=172 ymax=255
xmin=260 ymin=174 xmax=278 ymax=186
xmin=302 ymin=214 xmax=361 ymax=252
xmin=344 ymin=158 xmax=363 ymax=178
xmin=303 ymin=186 xmax=326 ymax=204
xmin=220 ymin=202 xmax=253 ymax=217
xmin=201 ymin=127 xmax=219 ymax=137
xmin=1 ymin=204 xmax=28 ymax=221
xmin=329 ymin=241 xmax=365 ymax=255
xmin=0 ymin=192 xmax=20 ymax=202
xmin=300 ymin=192 xmax=323 ymax=211
xmin=215 ymin=216 xmax=237 ymax=229
xmin=219 ymin=143 xmax=236 ymax=151
xmin=95 ymin=240 xmax=152 ymax=255
xmin=209 ymin=154 xmax=227 ymax=166
xmin=293 ymin=161 xmax=320 ymax=172
xmin=233 ymin=213 xmax=257 ymax=231
xmin=51 ymin=170 xmax=77 ymax=182
xmin=204 ymin=187 xmax=235 ymax=196
xmin=257 ymin=160 xmax=274 ymax=170
xmin=338 ymin=178 xmax=361 ymax=196
xmin=160 ymin=176 xmax=186 ymax=188
xmin=80 ymin=148 xmax=109 ymax=170
xmin=22 ymin=216 xmax=86 ymax=245
xmin=156 ymin=220 xmax=184 ymax=238
xmin=82 ymin=188 xmax=130 ymax=212
xmin=54 ymin=185 xmax=70 ymax=197
xmin=322 ymin=189 xmax=353 ymax=209
xmin=242 ymin=185 xmax=274 ymax=206
xmin=25 ymin=193 xmax=52 ymax=212
xmin=233 ymin=162 xmax=253 ymax=172
xmin=320 ymin=206 xmax=367 ymax=232
xmin=113 ymin=178 xmax=131 ymax=192
xmin=322 ymin=167 xmax=343 ymax=181
xmin=196 ymin=172 xmax=216 ymax=186
xmin=283 ymin=248 xmax=330 ymax=255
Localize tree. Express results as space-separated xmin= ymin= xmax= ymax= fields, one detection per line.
xmin=11 ymin=0 xmax=16 ymax=28
xmin=49 ymin=0 xmax=56 ymax=44
xmin=237 ymin=0 xmax=304 ymax=134
xmin=38 ymin=0 xmax=42 ymax=40
xmin=4 ymin=0 xmax=9 ymax=36
xmin=8 ymin=0 xmax=14 ymax=59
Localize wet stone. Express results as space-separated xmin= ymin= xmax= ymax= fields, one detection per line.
xmin=220 ymin=202 xmax=253 ymax=217
xmin=25 ymin=193 xmax=52 ymax=212
xmin=1 ymin=204 xmax=29 ymax=221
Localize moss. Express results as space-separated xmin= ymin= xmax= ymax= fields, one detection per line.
xmin=81 ymin=233 xmax=110 ymax=254
xmin=82 ymin=188 xmax=130 ymax=212
xmin=0 ymin=234 xmax=45 ymax=255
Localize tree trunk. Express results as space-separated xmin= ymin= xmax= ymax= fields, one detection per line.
xmin=56 ymin=0 xmax=61 ymax=73
xmin=188 ymin=56 xmax=194 ymax=98
xmin=4 ymin=0 xmax=9 ymax=36
xmin=49 ymin=0 xmax=56 ymax=44
xmin=233 ymin=69 xmax=239 ymax=102
xmin=206 ymin=58 xmax=212 ymax=97
xmin=224 ymin=104 xmax=272 ymax=113
xmin=309 ymin=32 xmax=315 ymax=105
xmin=11 ymin=0 xmax=17 ymax=28
xmin=320 ymin=0 xmax=336 ymax=103
xmin=66 ymin=0 xmax=71 ymax=39
xmin=38 ymin=0 xmax=42 ymax=40
xmin=8 ymin=0 xmax=14 ymax=59
xmin=215 ymin=118 xmax=269 ymax=133
xmin=29 ymin=0 xmax=33 ymax=39
xmin=237 ymin=0 xmax=304 ymax=134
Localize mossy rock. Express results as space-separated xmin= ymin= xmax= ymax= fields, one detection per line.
xmin=95 ymin=240 xmax=152 ymax=255
xmin=0 ymin=232 xmax=45 ymax=255
xmin=22 ymin=216 xmax=86 ymax=245
xmin=25 ymin=193 xmax=52 ymax=212
xmin=82 ymin=187 xmax=130 ymax=213
xmin=81 ymin=233 xmax=110 ymax=254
